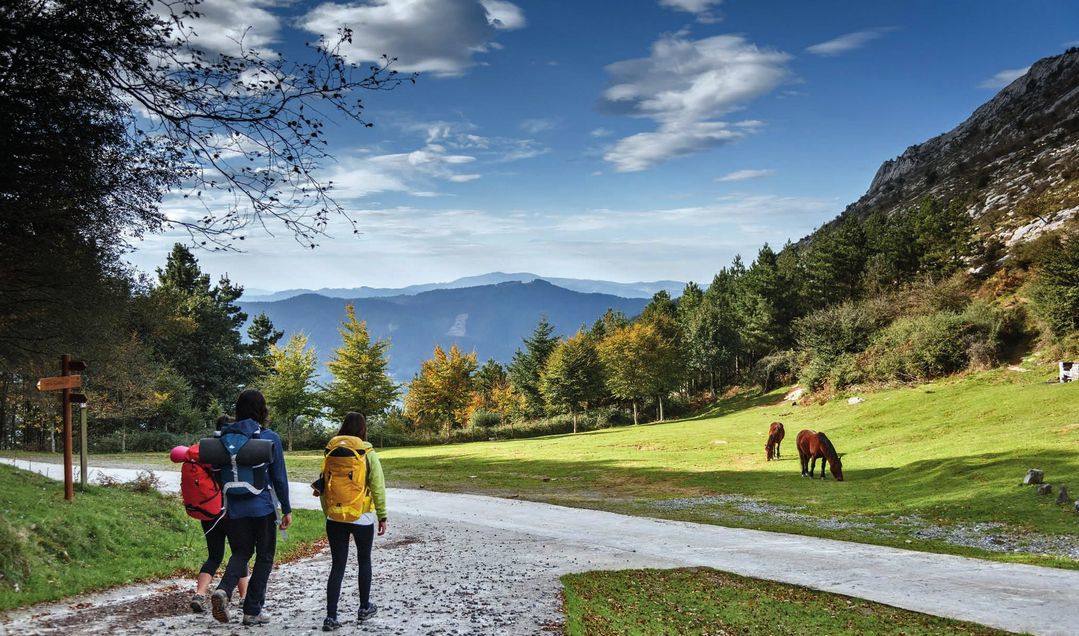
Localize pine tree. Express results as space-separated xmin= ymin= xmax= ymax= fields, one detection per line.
xmin=262 ymin=334 xmax=319 ymax=451
xmin=322 ymin=304 xmax=399 ymax=420
xmin=541 ymin=331 xmax=605 ymax=433
xmin=247 ymin=313 xmax=284 ymax=374
xmin=508 ymin=316 xmax=558 ymax=417
xmin=146 ymin=244 xmax=249 ymax=410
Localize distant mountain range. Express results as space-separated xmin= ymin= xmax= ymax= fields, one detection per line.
xmin=240 ymin=279 xmax=649 ymax=381
xmin=240 ymin=272 xmax=684 ymax=302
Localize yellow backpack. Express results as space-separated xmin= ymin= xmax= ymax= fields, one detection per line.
xmin=319 ymin=435 xmax=369 ymax=522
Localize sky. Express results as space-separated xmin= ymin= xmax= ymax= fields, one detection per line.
xmin=128 ymin=0 xmax=1079 ymax=292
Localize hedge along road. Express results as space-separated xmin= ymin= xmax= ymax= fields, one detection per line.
xmin=4 ymin=459 xmax=1079 ymax=636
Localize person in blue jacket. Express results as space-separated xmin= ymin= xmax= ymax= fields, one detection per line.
xmin=210 ymin=389 xmax=292 ymax=626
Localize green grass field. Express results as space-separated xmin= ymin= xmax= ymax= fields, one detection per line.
xmin=356 ymin=364 xmax=1076 ymax=568
xmin=561 ymin=568 xmax=1006 ymax=635
xmin=0 ymin=463 xmax=325 ymax=611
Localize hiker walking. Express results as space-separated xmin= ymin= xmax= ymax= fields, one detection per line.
xmin=311 ymin=412 xmax=388 ymax=632
xmin=169 ymin=415 xmax=250 ymax=613
xmin=204 ymin=389 xmax=292 ymax=626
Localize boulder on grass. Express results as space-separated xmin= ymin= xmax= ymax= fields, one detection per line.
xmin=1057 ymin=486 xmax=1071 ymax=505
xmin=1023 ymin=469 xmax=1045 ymax=485
xmin=1036 ymin=483 xmax=1052 ymax=496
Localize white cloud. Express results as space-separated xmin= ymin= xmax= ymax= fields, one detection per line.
xmin=658 ymin=0 xmax=722 ymax=23
xmin=717 ymin=168 xmax=774 ymax=182
xmin=806 ymin=28 xmax=893 ymax=56
xmin=159 ymin=0 xmax=281 ymax=56
xmin=600 ymin=33 xmax=790 ymax=172
xmin=590 ymin=127 xmax=613 ymax=138
xmin=134 ymin=193 xmax=837 ymax=289
xmin=520 ymin=118 xmax=559 ymax=134
xmin=299 ymin=0 xmax=524 ymax=76
xmin=978 ymin=66 xmax=1030 ymax=89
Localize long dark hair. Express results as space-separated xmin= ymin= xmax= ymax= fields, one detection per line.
xmin=338 ymin=412 xmax=367 ymax=440
xmin=235 ymin=389 xmax=269 ymax=425
xmin=215 ymin=415 xmax=231 ymax=431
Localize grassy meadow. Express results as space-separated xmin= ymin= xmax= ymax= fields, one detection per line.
xmin=359 ymin=363 xmax=1078 ymax=568
xmin=0 ymin=463 xmax=326 ymax=611
xmin=561 ymin=567 xmax=1007 ymax=635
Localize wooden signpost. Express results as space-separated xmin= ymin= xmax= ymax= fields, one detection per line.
xmin=36 ymin=355 xmax=87 ymax=501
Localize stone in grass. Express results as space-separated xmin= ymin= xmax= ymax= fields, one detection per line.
xmin=1057 ymin=485 xmax=1071 ymax=505
xmin=1036 ymin=483 xmax=1052 ymax=496
xmin=1022 ymin=469 xmax=1045 ymax=485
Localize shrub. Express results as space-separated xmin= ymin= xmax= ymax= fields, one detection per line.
xmin=795 ymin=298 xmax=894 ymax=389
xmin=126 ymin=470 xmax=162 ymax=493
xmin=91 ymin=429 xmax=192 ymax=453
xmin=1030 ymin=231 xmax=1079 ymax=338
xmin=468 ymin=409 xmax=502 ymax=428
xmin=865 ymin=303 xmax=1006 ymax=382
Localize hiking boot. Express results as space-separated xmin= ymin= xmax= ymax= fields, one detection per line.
xmin=357 ymin=603 xmax=378 ymax=622
xmin=210 ymin=590 xmax=230 ymax=623
xmin=189 ymin=594 xmax=206 ymax=613
xmin=322 ymin=617 xmax=341 ymax=632
xmin=242 ymin=612 xmax=271 ymax=626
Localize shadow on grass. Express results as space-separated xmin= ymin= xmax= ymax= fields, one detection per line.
xmin=383 ymin=449 xmax=1079 ymax=532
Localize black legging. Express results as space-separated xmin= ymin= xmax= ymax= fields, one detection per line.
xmin=325 ymin=519 xmax=374 ymax=619
xmin=200 ymin=516 xmax=249 ymax=578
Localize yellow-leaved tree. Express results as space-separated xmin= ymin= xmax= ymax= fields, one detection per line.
xmin=403 ymin=345 xmax=477 ymax=433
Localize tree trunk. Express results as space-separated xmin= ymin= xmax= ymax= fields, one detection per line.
xmin=658 ymin=395 xmax=664 ymax=421
xmin=121 ymin=424 xmax=126 ymax=454
xmin=288 ymin=419 xmax=294 ymax=453
xmin=572 ymin=410 xmax=578 ymax=434
xmin=632 ymin=400 xmax=638 ymax=426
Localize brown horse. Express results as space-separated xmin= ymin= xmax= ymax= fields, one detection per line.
xmin=796 ymin=430 xmax=844 ymax=480
xmin=765 ymin=422 xmax=785 ymax=461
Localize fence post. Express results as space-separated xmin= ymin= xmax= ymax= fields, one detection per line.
xmin=79 ymin=403 xmax=88 ymax=487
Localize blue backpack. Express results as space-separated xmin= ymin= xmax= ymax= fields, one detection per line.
xmin=200 ymin=426 xmax=274 ymax=499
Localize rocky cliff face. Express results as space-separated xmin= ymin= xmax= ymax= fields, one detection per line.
xmin=835 ymin=48 xmax=1079 ymax=245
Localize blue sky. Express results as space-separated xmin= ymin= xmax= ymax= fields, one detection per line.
xmin=130 ymin=0 xmax=1079 ymax=291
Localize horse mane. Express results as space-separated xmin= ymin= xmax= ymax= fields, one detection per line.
xmin=817 ymin=432 xmax=840 ymax=465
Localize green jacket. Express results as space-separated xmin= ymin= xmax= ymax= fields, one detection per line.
xmin=364 ymin=448 xmax=388 ymax=521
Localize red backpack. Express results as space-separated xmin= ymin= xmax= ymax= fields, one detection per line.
xmin=176 ymin=444 xmax=223 ymax=521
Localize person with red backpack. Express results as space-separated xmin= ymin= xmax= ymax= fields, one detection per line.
xmin=170 ymin=416 xmax=249 ymax=614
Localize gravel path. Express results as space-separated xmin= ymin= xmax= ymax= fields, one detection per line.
xmin=4 ymin=459 xmax=1079 ymax=636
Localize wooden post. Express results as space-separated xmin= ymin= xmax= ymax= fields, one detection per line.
xmin=79 ymin=403 xmax=88 ymax=488
xmin=61 ymin=354 xmax=73 ymax=501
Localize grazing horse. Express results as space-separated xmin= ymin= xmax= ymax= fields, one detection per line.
xmin=765 ymin=422 xmax=785 ymax=461
xmin=796 ymin=429 xmax=844 ymax=480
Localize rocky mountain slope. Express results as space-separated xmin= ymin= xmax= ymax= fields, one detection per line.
xmin=836 ymin=48 xmax=1079 ymax=245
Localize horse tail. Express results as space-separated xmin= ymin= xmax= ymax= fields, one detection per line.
xmin=817 ymin=432 xmax=839 ymax=463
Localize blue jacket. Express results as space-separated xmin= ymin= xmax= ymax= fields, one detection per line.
xmin=222 ymin=419 xmax=292 ymax=519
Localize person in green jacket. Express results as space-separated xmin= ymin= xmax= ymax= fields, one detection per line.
xmin=311 ymin=412 xmax=387 ymax=632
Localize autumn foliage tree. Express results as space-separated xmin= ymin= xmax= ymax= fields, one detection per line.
xmin=404 ymin=345 xmax=477 ymax=434
xmin=597 ymin=322 xmax=680 ymax=425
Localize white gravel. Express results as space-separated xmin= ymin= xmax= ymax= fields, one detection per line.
xmin=4 ymin=459 xmax=1079 ymax=636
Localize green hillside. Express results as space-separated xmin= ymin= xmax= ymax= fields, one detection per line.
xmin=354 ymin=362 xmax=1078 ymax=568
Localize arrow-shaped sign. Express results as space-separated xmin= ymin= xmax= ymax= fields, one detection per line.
xmin=36 ymin=375 xmax=82 ymax=392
